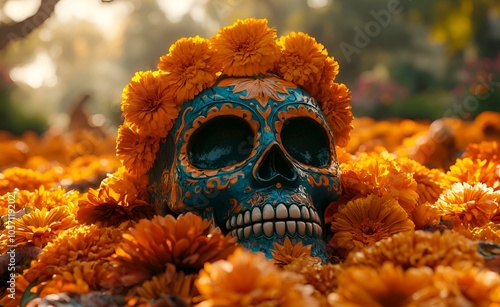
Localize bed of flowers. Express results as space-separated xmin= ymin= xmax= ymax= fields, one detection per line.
xmin=1 ymin=18 xmax=500 ymax=306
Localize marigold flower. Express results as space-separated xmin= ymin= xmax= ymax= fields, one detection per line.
xmin=77 ymin=185 xmax=154 ymax=227
xmin=23 ymin=222 xmax=131 ymax=284
xmin=109 ymin=213 xmax=238 ymax=287
xmin=272 ymin=237 xmax=319 ymax=268
xmin=397 ymin=157 xmax=444 ymax=204
xmin=328 ymin=262 xmax=433 ymax=306
xmin=196 ymin=249 xmax=318 ymax=307
xmin=443 ymin=157 xmax=500 ymax=190
xmin=0 ymin=206 xmax=76 ymax=253
xmin=463 ymin=141 xmax=500 ymax=163
xmin=0 ymin=167 xmax=59 ymax=195
xmin=411 ymin=265 xmax=500 ymax=306
xmin=454 ymin=222 xmax=500 ymax=244
xmin=125 ymin=264 xmax=198 ymax=306
xmin=211 ymin=18 xmax=279 ymax=77
xmin=339 ymin=151 xmax=419 ymax=214
xmin=275 ymin=31 xmax=327 ymax=91
xmin=15 ymin=186 xmax=80 ymax=213
xmin=121 ymin=70 xmax=179 ymax=137
xmin=116 ymin=124 xmax=160 ymax=176
xmin=410 ymin=202 xmax=440 ymax=230
xmin=344 ymin=230 xmax=484 ymax=270
xmin=159 ymin=36 xmax=221 ymax=104
xmin=434 ymin=182 xmax=500 ymax=228
xmin=100 ymin=166 xmax=149 ymax=204
xmin=330 ymin=194 xmax=415 ymax=253
xmin=320 ymin=83 xmax=354 ymax=148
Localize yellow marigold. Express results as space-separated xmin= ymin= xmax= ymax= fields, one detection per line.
xmin=23 ymin=222 xmax=131 ymax=285
xmin=330 ymin=194 xmax=415 ymax=253
xmin=271 ymin=237 xmax=319 ymax=268
xmin=15 ymin=186 xmax=80 ymax=213
xmin=125 ymin=264 xmax=197 ymax=306
xmin=0 ymin=167 xmax=59 ymax=195
xmin=344 ymin=230 xmax=484 ymax=270
xmin=328 ymin=262 xmax=433 ymax=307
xmin=410 ymin=202 xmax=440 ymax=230
xmin=463 ymin=141 xmax=500 ymax=163
xmin=320 ymin=83 xmax=354 ymax=148
xmin=275 ymin=31 xmax=327 ymax=91
xmin=76 ymin=185 xmax=155 ymax=227
xmin=116 ymin=124 xmax=160 ymax=176
xmin=0 ymin=206 xmax=76 ymax=253
xmin=159 ymin=36 xmax=221 ymax=104
xmin=121 ymin=70 xmax=179 ymax=137
xmin=109 ymin=212 xmax=238 ymax=287
xmin=454 ymin=222 xmax=500 ymax=244
xmin=211 ymin=18 xmax=279 ymax=77
xmin=397 ymin=157 xmax=444 ymax=204
xmin=196 ymin=248 xmax=318 ymax=307
xmin=434 ymin=182 xmax=500 ymax=228
xmin=339 ymin=151 xmax=419 ymax=214
xmin=443 ymin=157 xmax=500 ymax=190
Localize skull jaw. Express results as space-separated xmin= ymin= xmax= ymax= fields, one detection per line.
xmin=215 ymin=188 xmax=332 ymax=262
xmin=236 ymin=228 xmax=330 ymax=261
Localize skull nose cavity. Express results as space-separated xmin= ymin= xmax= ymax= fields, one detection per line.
xmin=255 ymin=144 xmax=297 ymax=185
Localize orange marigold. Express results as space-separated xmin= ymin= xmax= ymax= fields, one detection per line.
xmin=77 ymin=185 xmax=154 ymax=227
xmin=344 ymin=230 xmax=484 ymax=270
xmin=23 ymin=222 xmax=131 ymax=285
xmin=339 ymin=151 xmax=419 ymax=214
xmin=0 ymin=167 xmax=59 ymax=195
xmin=121 ymin=70 xmax=179 ymax=137
xmin=125 ymin=264 xmax=197 ymax=306
xmin=196 ymin=249 xmax=318 ymax=307
xmin=330 ymin=194 xmax=415 ymax=253
xmin=434 ymin=182 xmax=500 ymax=228
xmin=328 ymin=262 xmax=433 ymax=306
xmin=116 ymin=124 xmax=160 ymax=176
xmin=397 ymin=157 xmax=444 ymax=204
xmin=109 ymin=212 xmax=238 ymax=287
xmin=463 ymin=141 xmax=500 ymax=163
xmin=0 ymin=206 xmax=76 ymax=253
xmin=411 ymin=265 xmax=500 ymax=306
xmin=15 ymin=186 xmax=80 ymax=213
xmin=410 ymin=202 xmax=441 ymax=230
xmin=211 ymin=18 xmax=279 ymax=77
xmin=272 ymin=237 xmax=319 ymax=268
xmin=275 ymin=31 xmax=327 ymax=91
xmin=320 ymin=83 xmax=354 ymax=148
xmin=158 ymin=36 xmax=221 ymax=104
xmin=443 ymin=157 xmax=500 ymax=190
xmin=454 ymin=222 xmax=500 ymax=244
xmin=100 ymin=166 xmax=149 ymax=204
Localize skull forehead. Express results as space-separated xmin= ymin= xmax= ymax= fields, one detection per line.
xmin=172 ymin=76 xmax=325 ymax=131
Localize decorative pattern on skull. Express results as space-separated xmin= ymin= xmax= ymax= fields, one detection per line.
xmin=149 ymin=74 xmax=341 ymax=261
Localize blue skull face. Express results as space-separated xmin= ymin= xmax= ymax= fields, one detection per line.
xmin=149 ymin=74 xmax=341 ymax=261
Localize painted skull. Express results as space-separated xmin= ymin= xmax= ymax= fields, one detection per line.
xmin=149 ymin=74 xmax=341 ymax=261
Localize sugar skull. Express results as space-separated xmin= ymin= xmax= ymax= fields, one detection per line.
xmin=149 ymin=74 xmax=341 ymax=261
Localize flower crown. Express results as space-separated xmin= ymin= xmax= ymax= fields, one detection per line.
xmin=115 ymin=18 xmax=353 ymax=179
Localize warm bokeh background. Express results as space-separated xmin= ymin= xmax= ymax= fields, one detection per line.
xmin=1 ymin=0 xmax=499 ymax=136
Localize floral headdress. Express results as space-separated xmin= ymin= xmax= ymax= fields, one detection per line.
xmin=79 ymin=18 xmax=353 ymax=225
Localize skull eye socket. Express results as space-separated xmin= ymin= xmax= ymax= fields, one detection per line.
xmin=281 ymin=117 xmax=330 ymax=167
xmin=188 ymin=116 xmax=254 ymax=169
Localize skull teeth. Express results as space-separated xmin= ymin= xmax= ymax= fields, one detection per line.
xmin=225 ymin=203 xmax=323 ymax=241
xmin=226 ymin=203 xmax=322 ymax=231
xmin=230 ymin=220 xmax=323 ymax=241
